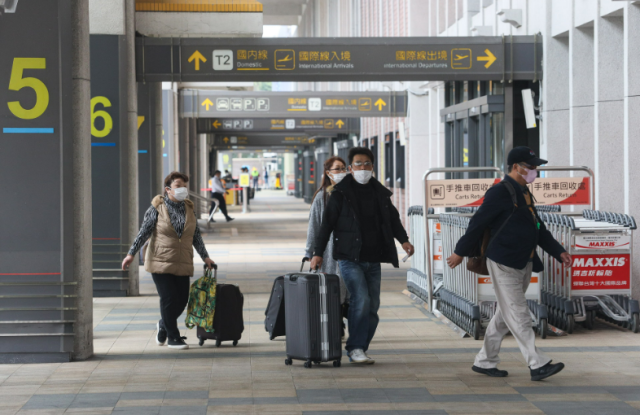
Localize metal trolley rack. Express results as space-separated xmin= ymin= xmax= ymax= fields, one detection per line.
xmin=414 ymin=167 xmax=503 ymax=339
xmin=538 ymin=210 xmax=639 ymax=333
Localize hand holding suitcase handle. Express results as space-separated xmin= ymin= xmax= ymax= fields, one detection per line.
xmin=203 ymin=263 xmax=218 ymax=270
xmin=301 ymin=257 xmax=319 ymax=273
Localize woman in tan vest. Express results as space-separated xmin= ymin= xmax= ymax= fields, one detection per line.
xmin=122 ymin=172 xmax=215 ymax=349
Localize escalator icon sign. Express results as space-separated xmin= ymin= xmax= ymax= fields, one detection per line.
xmin=275 ymin=50 xmax=295 ymax=70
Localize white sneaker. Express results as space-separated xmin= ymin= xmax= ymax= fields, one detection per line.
xmin=348 ymin=349 xmax=373 ymax=364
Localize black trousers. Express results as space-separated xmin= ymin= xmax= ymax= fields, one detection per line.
xmin=152 ymin=273 xmax=191 ymax=339
xmin=210 ymin=192 xmax=229 ymax=218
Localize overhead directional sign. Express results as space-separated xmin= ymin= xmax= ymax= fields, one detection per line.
xmin=197 ymin=117 xmax=359 ymax=134
xmin=136 ymin=36 xmax=542 ymax=82
xmin=182 ymin=90 xmax=407 ymax=118
xmin=213 ymin=133 xmax=313 ymax=147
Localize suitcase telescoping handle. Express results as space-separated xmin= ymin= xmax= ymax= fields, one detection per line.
xmin=300 ymin=257 xmax=319 ymax=273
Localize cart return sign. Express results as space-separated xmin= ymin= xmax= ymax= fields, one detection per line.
xmin=136 ymin=36 xmax=542 ymax=82
xmin=426 ymin=177 xmax=591 ymax=208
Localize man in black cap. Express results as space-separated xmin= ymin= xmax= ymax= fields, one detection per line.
xmin=446 ymin=146 xmax=572 ymax=381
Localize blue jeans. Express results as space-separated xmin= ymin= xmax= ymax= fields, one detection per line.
xmin=338 ymin=260 xmax=382 ymax=353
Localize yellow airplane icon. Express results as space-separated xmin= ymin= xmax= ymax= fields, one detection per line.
xmin=275 ymin=49 xmax=295 ymax=70
xmin=451 ymin=48 xmax=472 ymax=69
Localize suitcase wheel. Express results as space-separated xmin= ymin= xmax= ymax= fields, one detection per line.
xmin=284 ymin=358 xmax=292 ymax=366
xmin=198 ymin=337 xmax=205 ymax=347
xmin=313 ymin=361 xmax=321 ymax=365
xmin=304 ymin=360 xmax=312 ymax=369
xmin=333 ymin=360 xmax=341 ymax=367
xmin=233 ymin=340 xmax=238 ymax=346
xmin=215 ymin=340 xmax=221 ymax=348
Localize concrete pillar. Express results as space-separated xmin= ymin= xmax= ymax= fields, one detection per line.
xmin=569 ymin=26 xmax=595 ymax=173
xmin=153 ymin=83 xmax=164 ymax=194
xmin=625 ymin=3 xmax=640 ymax=300
xmin=72 ymin=0 xmax=94 ymax=362
xmin=594 ymin=14 xmax=624 ymax=212
xmin=541 ymin=34 xmax=570 ymax=173
xmin=124 ymin=0 xmax=139 ymax=296
xmin=408 ymin=87 xmax=429 ymax=207
xmin=179 ymin=118 xmax=190 ymax=176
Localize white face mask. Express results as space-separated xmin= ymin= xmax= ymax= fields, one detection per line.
xmin=170 ymin=187 xmax=189 ymax=201
xmin=329 ymin=172 xmax=347 ymax=184
xmin=352 ymin=169 xmax=373 ymax=185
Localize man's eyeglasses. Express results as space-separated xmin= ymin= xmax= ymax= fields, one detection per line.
xmin=352 ymin=161 xmax=373 ymax=167
xmin=329 ymin=167 xmax=347 ymax=172
xmin=519 ymin=162 xmax=536 ymax=170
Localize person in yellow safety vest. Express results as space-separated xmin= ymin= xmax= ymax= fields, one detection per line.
xmin=275 ymin=172 xmax=281 ymax=189
xmin=251 ymin=167 xmax=259 ymax=189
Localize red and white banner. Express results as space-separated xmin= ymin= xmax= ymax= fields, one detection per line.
xmin=570 ymin=254 xmax=630 ymax=290
xmin=528 ymin=177 xmax=591 ymax=206
xmin=575 ymin=234 xmax=631 ymax=250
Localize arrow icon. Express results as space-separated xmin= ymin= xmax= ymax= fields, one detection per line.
xmin=188 ymin=50 xmax=207 ymax=71
xmin=336 ymin=119 xmax=345 ymax=128
xmin=477 ymin=49 xmax=497 ymax=68
xmin=374 ymin=98 xmax=386 ymax=111
xmin=223 ymin=136 xmax=229 ymax=143
xmin=201 ymin=98 xmax=214 ymax=111
xmin=212 ymin=120 xmax=221 ymax=128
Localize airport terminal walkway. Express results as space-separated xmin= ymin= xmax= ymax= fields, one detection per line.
xmin=2 ymin=192 xmax=640 ymax=415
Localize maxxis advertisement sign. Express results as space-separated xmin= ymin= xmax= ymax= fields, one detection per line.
xmin=570 ymin=254 xmax=630 ymax=290
xmin=575 ymin=234 xmax=631 ymax=250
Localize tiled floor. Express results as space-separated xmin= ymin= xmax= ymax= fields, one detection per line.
xmin=2 ymin=192 xmax=640 ymax=414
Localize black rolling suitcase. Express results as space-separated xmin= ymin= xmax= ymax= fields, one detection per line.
xmin=264 ymin=276 xmax=286 ymax=340
xmin=283 ymin=264 xmax=343 ymax=368
xmin=264 ymin=259 xmax=311 ymax=340
xmin=197 ymin=267 xmax=244 ymax=347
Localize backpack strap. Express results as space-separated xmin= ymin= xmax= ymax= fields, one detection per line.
xmin=500 ymin=180 xmax=518 ymax=211
xmin=483 ymin=180 xmax=519 ymax=255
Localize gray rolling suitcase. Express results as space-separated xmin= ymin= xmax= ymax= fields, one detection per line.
xmin=283 ymin=264 xmax=343 ymax=368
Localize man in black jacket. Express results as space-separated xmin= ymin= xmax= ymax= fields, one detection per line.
xmin=447 ymin=147 xmax=571 ymax=381
xmin=311 ymin=147 xmax=414 ymax=364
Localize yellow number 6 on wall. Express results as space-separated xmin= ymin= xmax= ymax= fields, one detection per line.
xmin=91 ymin=96 xmax=113 ymax=138
xmin=7 ymin=58 xmax=49 ymax=120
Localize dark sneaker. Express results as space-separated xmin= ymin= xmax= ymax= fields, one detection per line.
xmin=472 ymin=365 xmax=508 ymax=377
xmin=156 ymin=321 xmax=167 ymax=346
xmin=209 ymin=218 xmax=216 ymax=223
xmin=530 ymin=361 xmax=564 ymax=381
xmin=226 ymin=217 xmax=235 ymax=222
xmin=168 ymin=336 xmax=189 ymax=350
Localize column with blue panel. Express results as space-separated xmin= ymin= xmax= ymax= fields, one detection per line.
xmin=90 ymin=35 xmax=128 ymax=296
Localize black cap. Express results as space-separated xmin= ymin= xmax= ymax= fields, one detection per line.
xmin=507 ymin=146 xmax=547 ymax=166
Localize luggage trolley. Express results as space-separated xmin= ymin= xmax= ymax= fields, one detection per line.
xmin=407 ymin=206 xmax=432 ymax=303
xmin=420 ymin=167 xmax=503 ymax=336
xmin=439 ymin=213 xmax=546 ymax=339
xmin=539 ymin=210 xmax=639 ymax=333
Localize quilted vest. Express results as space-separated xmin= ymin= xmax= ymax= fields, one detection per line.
xmin=144 ymin=195 xmax=196 ymax=276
